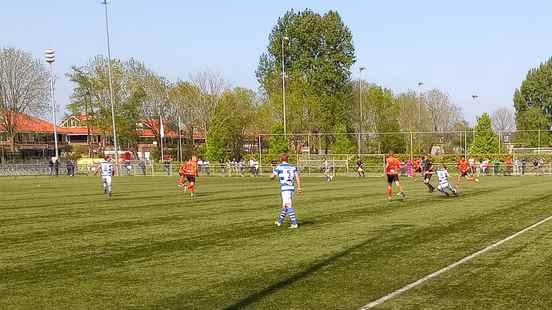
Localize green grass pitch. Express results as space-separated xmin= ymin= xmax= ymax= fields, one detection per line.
xmin=1 ymin=175 xmax=552 ymax=309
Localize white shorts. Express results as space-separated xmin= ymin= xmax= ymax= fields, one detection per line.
xmin=281 ymin=191 xmax=294 ymax=207
xmin=438 ymin=183 xmax=451 ymax=191
xmin=102 ymin=176 xmax=112 ymax=186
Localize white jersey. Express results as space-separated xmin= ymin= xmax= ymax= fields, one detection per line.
xmin=99 ymin=160 xmax=113 ymax=177
xmin=273 ymin=162 xmax=298 ymax=192
xmin=436 ymin=169 xmax=449 ymax=186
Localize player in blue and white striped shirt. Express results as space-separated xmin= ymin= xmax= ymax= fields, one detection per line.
xmin=95 ymin=156 xmax=114 ymax=198
xmin=436 ymin=165 xmax=458 ymax=197
xmin=271 ymin=154 xmax=302 ymax=229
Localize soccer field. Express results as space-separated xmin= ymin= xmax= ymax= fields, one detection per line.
xmin=1 ymin=175 xmax=552 ymax=309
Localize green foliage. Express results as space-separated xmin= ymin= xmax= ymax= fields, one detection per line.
xmin=268 ymin=123 xmax=289 ymax=154
xmin=204 ymin=123 xmax=227 ymax=162
xmin=67 ymin=57 xmax=154 ymax=153
xmin=204 ymin=87 xmax=256 ymax=160
xmin=470 ymin=113 xmax=499 ymax=154
xmin=332 ymin=124 xmax=355 ymax=154
xmin=513 ymin=57 xmax=552 ymax=128
xmin=514 ymin=107 xmax=551 ymax=147
xmin=256 ymin=9 xmax=355 ymax=135
xmin=64 ymin=144 xmax=86 ymax=161
xmin=370 ymin=86 xmax=406 ymax=153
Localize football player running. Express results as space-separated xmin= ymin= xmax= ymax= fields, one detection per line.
xmin=272 ymin=154 xmax=303 ymax=229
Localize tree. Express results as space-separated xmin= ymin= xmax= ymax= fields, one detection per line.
xmin=332 ymin=124 xmax=354 ymax=154
xmin=256 ymin=9 xmax=355 ymax=135
xmin=365 ymin=85 xmax=405 ymax=153
xmin=514 ymin=107 xmax=551 ymax=147
xmin=491 ymin=107 xmax=515 ymax=133
xmin=470 ymin=113 xmax=499 ymax=154
xmin=268 ymin=123 xmax=289 ymax=154
xmin=204 ymin=87 xmax=256 ymax=160
xmin=0 ymin=47 xmax=50 ymax=151
xmin=189 ymin=70 xmax=229 ymax=135
xmin=422 ymin=89 xmax=463 ymax=132
xmin=513 ymin=57 xmax=552 ymax=129
xmin=67 ymin=57 xmax=152 ymax=153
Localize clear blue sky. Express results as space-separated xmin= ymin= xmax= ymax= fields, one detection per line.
xmin=1 ymin=0 xmax=551 ymax=124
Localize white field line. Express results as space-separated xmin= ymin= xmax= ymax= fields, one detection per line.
xmin=359 ymin=214 xmax=552 ymax=309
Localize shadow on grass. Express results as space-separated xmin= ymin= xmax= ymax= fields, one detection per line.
xmin=220 ymin=233 xmax=387 ymax=309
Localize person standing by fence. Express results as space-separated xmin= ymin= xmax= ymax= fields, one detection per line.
xmin=48 ymin=158 xmax=54 ymax=176
xmin=66 ymin=159 xmax=75 ymax=176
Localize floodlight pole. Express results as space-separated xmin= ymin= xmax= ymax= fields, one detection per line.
xmin=358 ymin=67 xmax=366 ymax=155
xmin=102 ymin=0 xmax=119 ymax=170
xmin=282 ymin=36 xmax=289 ymax=137
xmin=417 ymin=82 xmax=424 ymax=122
xmin=45 ymin=48 xmax=59 ymax=159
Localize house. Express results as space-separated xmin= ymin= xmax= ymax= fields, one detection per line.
xmin=0 ymin=112 xmax=63 ymax=157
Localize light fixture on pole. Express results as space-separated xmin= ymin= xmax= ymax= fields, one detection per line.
xmin=45 ymin=48 xmax=59 ymax=160
xmin=101 ymin=0 xmax=119 ymax=169
xmin=358 ymin=67 xmax=366 ymax=155
xmin=417 ymin=82 xmax=424 ymax=121
xmin=282 ymin=35 xmax=289 ymax=137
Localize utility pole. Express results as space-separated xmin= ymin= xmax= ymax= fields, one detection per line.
xmin=45 ymin=48 xmax=59 ymax=159
xmin=101 ymin=0 xmax=119 ymax=170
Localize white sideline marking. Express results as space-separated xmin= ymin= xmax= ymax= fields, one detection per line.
xmin=359 ymin=214 xmax=552 ymax=309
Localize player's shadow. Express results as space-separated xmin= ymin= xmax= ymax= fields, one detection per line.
xmin=222 ymin=236 xmax=377 ymax=309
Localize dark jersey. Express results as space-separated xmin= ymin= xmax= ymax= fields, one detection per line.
xmin=422 ymin=159 xmax=433 ymax=172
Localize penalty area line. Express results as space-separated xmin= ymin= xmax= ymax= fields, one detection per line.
xmin=359 ymin=214 xmax=552 ymax=309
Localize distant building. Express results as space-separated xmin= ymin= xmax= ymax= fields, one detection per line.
xmin=0 ymin=112 xmax=206 ymax=160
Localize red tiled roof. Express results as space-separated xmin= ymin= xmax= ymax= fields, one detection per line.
xmin=0 ymin=112 xmax=59 ymax=133
xmin=0 ymin=112 xmax=207 ymax=139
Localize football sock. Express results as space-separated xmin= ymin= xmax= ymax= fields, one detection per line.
xmin=277 ymin=207 xmax=287 ymax=224
xmin=188 ymin=183 xmax=195 ymax=193
xmin=288 ymin=207 xmax=297 ymax=225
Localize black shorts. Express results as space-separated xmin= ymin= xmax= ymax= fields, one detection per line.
xmin=461 ymin=170 xmax=469 ymax=177
xmin=387 ymin=174 xmax=399 ymax=184
xmin=415 ymin=167 xmax=422 ymax=173
xmin=185 ymin=175 xmax=196 ymax=183
xmin=424 ymin=172 xmax=433 ymax=180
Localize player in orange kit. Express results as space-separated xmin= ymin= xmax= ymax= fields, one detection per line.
xmin=178 ymin=155 xmax=199 ymax=197
xmin=385 ymin=151 xmax=406 ymax=200
xmin=457 ymin=156 xmax=478 ymax=185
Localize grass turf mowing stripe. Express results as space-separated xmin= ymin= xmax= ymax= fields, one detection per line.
xmin=358 ymin=214 xmax=552 ymax=309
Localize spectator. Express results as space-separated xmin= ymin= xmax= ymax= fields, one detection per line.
xmin=250 ymin=158 xmax=259 ymax=177
xmin=538 ymin=158 xmax=545 ymax=176
xmin=238 ymin=159 xmax=245 ymax=177
xmin=66 ymin=159 xmax=75 ymax=176
xmin=164 ymin=160 xmax=171 ymax=176
xmin=48 ymin=158 xmax=54 ymax=176
xmin=504 ymin=158 xmax=513 ymax=176
xmin=492 ymin=159 xmax=501 ymax=176
xmin=139 ymin=160 xmax=146 ymax=175
xmin=198 ymin=158 xmax=204 ymax=174
xmin=521 ymin=159 xmax=527 ymax=175
xmin=468 ymin=157 xmax=476 ymax=175
xmin=203 ymin=160 xmax=211 ymax=176
xmin=54 ymin=158 xmax=59 ymax=176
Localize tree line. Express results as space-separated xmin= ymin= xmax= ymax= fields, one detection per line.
xmin=1 ymin=9 xmax=551 ymax=161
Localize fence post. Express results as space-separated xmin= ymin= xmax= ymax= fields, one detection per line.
xmin=498 ymin=130 xmax=501 ymax=154
xmin=464 ymin=130 xmax=468 ymax=156
xmin=357 ymin=132 xmax=361 ymax=155
xmin=409 ymin=131 xmax=413 ymax=161
xmin=538 ymin=129 xmax=541 ymax=154
xmin=258 ymin=135 xmax=262 ymax=176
